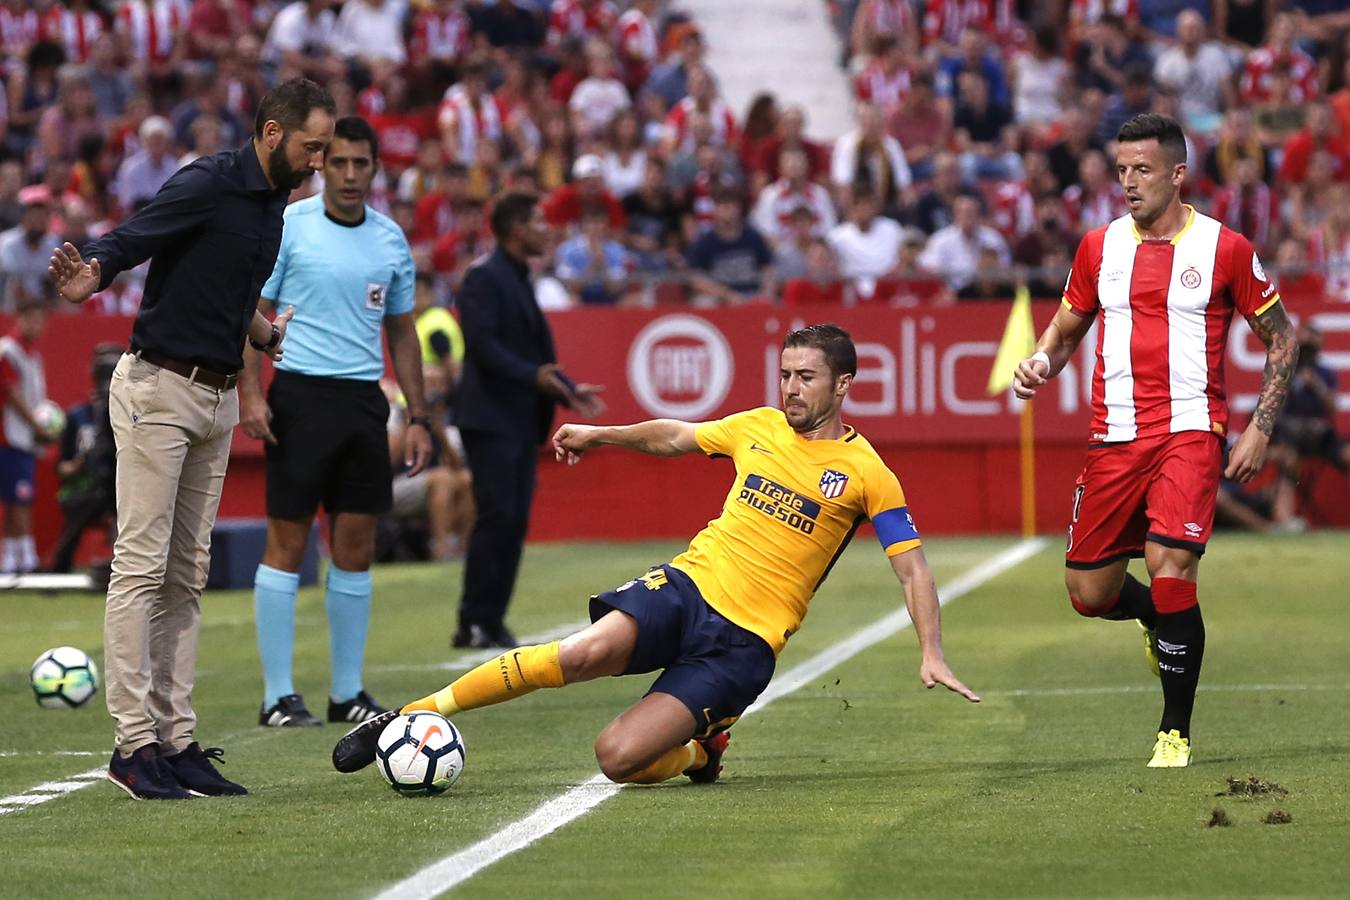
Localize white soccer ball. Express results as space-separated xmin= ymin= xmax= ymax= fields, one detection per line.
xmin=34 ymin=400 xmax=66 ymax=437
xmin=30 ymin=646 xmax=99 ymax=709
xmin=375 ymin=711 xmax=466 ymax=796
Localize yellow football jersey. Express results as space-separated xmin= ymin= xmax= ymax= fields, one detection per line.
xmin=670 ymin=406 xmax=921 ymax=654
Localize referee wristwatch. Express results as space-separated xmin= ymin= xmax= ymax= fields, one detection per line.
xmin=407 ymin=415 xmax=432 ymax=430
xmin=250 ymin=325 xmax=281 ymax=352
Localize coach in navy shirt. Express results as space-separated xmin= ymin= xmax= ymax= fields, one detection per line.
xmin=49 ymin=78 xmax=336 ymax=802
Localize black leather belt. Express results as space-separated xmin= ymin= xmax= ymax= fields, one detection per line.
xmin=132 ymin=348 xmax=238 ymax=390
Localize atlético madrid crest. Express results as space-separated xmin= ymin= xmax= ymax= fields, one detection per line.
xmin=819 ymin=469 xmax=848 ymax=499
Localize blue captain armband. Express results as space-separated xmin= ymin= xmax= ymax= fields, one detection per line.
xmin=873 ymin=507 xmax=920 ymax=549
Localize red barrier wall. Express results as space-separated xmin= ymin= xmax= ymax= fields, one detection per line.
xmin=16 ymin=299 xmax=1350 ymax=561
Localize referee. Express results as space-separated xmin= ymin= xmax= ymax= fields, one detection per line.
xmin=239 ymin=116 xmax=432 ymax=729
xmin=49 ymin=78 xmax=336 ymax=800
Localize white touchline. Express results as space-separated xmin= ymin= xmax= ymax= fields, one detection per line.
xmin=0 ymin=768 xmax=105 ymax=816
xmin=372 ymin=537 xmax=1050 ymax=900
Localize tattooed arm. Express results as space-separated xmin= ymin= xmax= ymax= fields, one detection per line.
xmin=1225 ymin=301 xmax=1298 ymax=483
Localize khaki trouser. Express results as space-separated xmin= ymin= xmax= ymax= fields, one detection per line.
xmin=104 ymin=353 xmax=238 ymax=754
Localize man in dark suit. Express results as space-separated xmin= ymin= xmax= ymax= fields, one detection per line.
xmin=453 ymin=191 xmax=603 ymax=648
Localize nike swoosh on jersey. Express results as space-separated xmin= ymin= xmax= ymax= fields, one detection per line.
xmin=749 ymin=442 xmax=773 ymax=454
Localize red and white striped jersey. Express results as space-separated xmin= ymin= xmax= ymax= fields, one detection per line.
xmin=40 ymin=7 xmax=104 ymax=64
xmin=117 ymin=0 xmax=182 ymax=65
xmin=663 ymin=97 xmax=738 ymax=154
xmin=547 ymin=0 xmax=617 ymax=46
xmin=989 ymin=178 xmax=1033 ymax=239
xmin=615 ymin=8 xmax=656 ymax=83
xmin=855 ymin=61 xmax=912 ymax=111
xmin=922 ymin=0 xmax=1014 ymax=47
xmin=750 ymin=179 xmax=837 ymax=244
xmin=861 ymin=0 xmax=918 ymax=41
xmin=1240 ymin=47 xmax=1320 ymax=105
xmin=1063 ymin=207 xmax=1280 ymax=442
xmin=1062 ymin=182 xmax=1125 ymax=234
xmin=437 ymin=83 xmax=502 ymax=165
xmin=410 ymin=7 xmax=471 ymax=65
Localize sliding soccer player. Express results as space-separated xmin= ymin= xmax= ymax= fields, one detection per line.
xmin=335 ymin=323 xmax=978 ymax=785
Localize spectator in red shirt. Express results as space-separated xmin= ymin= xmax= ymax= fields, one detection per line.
xmin=748 ymin=105 xmax=829 ymax=194
xmin=1212 ymin=156 xmax=1278 ymax=251
xmin=186 ymin=0 xmax=251 ymax=61
xmin=1278 ymin=102 xmax=1350 ymax=186
xmin=542 ymin=153 xmax=626 ymax=237
xmin=1240 ymin=13 xmax=1320 ymax=105
xmin=549 ymin=35 xmax=588 ymax=105
xmin=431 ymin=198 xmax=490 ymax=285
xmin=782 ymin=238 xmax=846 ymax=309
xmin=736 ymin=92 xmax=779 ymax=181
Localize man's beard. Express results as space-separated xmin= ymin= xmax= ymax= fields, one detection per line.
xmin=267 ymin=141 xmax=309 ymax=191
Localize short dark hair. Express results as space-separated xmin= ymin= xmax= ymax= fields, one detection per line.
xmin=328 ymin=115 xmax=379 ymax=162
xmin=783 ymin=324 xmax=857 ymax=378
xmin=254 ymin=78 xmax=336 ymax=138
xmin=1116 ymin=113 xmax=1187 ymax=166
xmin=490 ymin=191 xmax=539 ymax=242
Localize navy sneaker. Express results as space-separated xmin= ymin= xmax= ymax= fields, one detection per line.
xmin=162 ymin=742 xmax=248 ymax=796
xmin=260 ymin=693 xmax=323 ymax=727
xmin=327 ymin=689 xmax=387 ymax=724
xmin=332 ymin=709 xmax=398 ymax=773
xmin=106 ymin=743 xmax=192 ymax=800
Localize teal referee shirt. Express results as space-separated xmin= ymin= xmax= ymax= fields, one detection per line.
xmin=261 ymin=195 xmax=415 ymax=380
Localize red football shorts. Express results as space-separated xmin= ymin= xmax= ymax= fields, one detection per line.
xmin=1065 ymin=431 xmax=1222 ymax=569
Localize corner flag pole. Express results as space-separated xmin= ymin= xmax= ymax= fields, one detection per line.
xmin=1019 ymin=396 xmax=1035 ymax=538
xmin=987 ymin=287 xmax=1038 ymax=538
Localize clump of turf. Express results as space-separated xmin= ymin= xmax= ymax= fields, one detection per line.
xmin=1217 ymin=776 xmax=1288 ymax=798
xmin=1206 ymin=808 xmax=1233 ymax=828
xmin=1262 ymin=809 xmax=1293 ymax=825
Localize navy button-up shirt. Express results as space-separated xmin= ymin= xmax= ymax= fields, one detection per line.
xmin=83 ymin=142 xmax=289 ymax=373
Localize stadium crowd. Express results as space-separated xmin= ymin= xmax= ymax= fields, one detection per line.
xmin=0 ymin=0 xmax=1347 ymax=574
xmin=0 ymin=0 xmax=1348 ymax=313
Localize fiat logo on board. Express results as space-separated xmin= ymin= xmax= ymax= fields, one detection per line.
xmin=626 ymin=314 xmax=734 ymax=419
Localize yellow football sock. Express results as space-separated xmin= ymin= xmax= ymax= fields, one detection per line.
xmin=401 ymin=641 xmax=565 ymax=718
xmin=620 ymin=741 xmax=708 ymax=785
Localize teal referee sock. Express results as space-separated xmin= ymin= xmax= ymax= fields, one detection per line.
xmin=326 ymin=565 xmax=372 ymax=703
xmin=254 ymin=564 xmax=300 ymax=708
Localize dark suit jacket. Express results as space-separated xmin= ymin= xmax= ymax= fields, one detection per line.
xmin=454 ymin=247 xmax=558 ymax=444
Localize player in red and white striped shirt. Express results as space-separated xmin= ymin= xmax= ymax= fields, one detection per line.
xmin=1013 ymin=114 xmax=1297 ymax=769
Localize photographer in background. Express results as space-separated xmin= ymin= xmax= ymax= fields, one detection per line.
xmin=1269 ymin=323 xmax=1350 ymax=531
xmin=49 ymin=344 xmax=122 ymax=574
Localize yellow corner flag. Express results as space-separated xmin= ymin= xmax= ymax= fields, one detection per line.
xmin=987 ymin=286 xmax=1036 ymax=396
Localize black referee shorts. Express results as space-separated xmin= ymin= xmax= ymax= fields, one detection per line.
xmin=264 ymin=370 xmax=393 ymax=519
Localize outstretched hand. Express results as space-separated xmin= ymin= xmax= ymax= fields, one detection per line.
xmin=552 ymin=423 xmax=600 ymax=466
xmin=920 ymin=656 xmax=980 ymax=703
xmin=49 ymin=242 xmax=101 ymax=304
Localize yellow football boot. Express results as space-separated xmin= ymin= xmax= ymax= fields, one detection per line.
xmin=1147 ymin=729 xmax=1192 ymax=768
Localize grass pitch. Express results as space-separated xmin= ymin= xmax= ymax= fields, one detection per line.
xmin=2 ymin=533 xmax=1348 ymax=898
